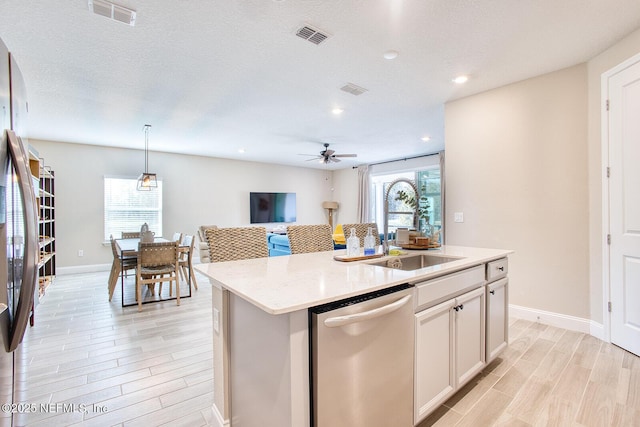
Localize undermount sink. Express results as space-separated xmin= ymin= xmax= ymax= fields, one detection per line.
xmin=368 ymin=254 xmax=462 ymax=271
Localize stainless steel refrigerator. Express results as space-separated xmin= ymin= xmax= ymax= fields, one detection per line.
xmin=0 ymin=38 xmax=39 ymax=427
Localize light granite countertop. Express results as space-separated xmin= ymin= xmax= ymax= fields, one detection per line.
xmin=195 ymin=245 xmax=513 ymax=315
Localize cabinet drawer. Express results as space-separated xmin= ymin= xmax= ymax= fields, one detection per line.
xmin=486 ymin=258 xmax=508 ymax=282
xmin=414 ymin=265 xmax=485 ymax=312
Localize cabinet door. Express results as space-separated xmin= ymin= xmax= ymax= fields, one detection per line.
xmin=454 ymin=286 xmax=486 ymax=388
xmin=414 ymin=298 xmax=455 ymax=424
xmin=486 ymin=278 xmax=508 ymax=362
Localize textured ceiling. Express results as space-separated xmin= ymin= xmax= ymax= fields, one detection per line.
xmin=1 ymin=0 xmax=639 ymax=169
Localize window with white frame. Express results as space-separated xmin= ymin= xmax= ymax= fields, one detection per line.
xmin=104 ymin=177 xmax=163 ymax=241
xmin=369 ymin=155 xmax=442 ymax=242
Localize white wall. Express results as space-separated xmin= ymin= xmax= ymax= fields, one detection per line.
xmin=31 ymin=140 xmax=335 ymax=269
xmin=332 ymin=167 xmax=359 ymax=226
xmin=444 ymin=64 xmax=590 ymax=319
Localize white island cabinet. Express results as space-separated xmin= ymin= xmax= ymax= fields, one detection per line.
xmin=413 ymin=265 xmax=487 ymax=424
xmin=486 ymin=258 xmax=509 ymax=362
xmin=195 ymin=245 xmax=512 ymax=427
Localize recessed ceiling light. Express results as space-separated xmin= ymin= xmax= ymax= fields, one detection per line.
xmin=383 ymin=50 xmax=399 ymax=60
xmin=453 ymin=75 xmax=469 ymax=84
xmin=421 ymin=136 xmax=431 ymax=142
xmin=238 ymin=148 xmax=245 ymax=153
xmin=332 ymin=108 xmax=344 ymax=115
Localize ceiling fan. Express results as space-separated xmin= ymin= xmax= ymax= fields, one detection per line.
xmin=302 ymin=143 xmax=357 ymax=164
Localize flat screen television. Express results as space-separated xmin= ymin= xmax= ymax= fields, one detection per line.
xmin=249 ymin=192 xmax=296 ymax=224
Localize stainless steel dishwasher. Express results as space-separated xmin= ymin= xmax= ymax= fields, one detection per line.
xmin=310 ymin=284 xmax=414 ymax=427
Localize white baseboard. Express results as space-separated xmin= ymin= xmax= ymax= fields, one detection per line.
xmin=509 ymin=304 xmax=594 ymax=335
xmin=211 ymin=404 xmax=229 ymax=427
xmin=57 ymin=263 xmax=111 ymax=275
xmin=589 ymin=321 xmax=605 ymax=341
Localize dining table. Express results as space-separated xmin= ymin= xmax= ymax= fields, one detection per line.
xmin=115 ymin=237 xmax=192 ymax=308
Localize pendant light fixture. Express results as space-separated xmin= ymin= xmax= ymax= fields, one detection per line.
xmin=137 ymin=124 xmax=157 ymax=191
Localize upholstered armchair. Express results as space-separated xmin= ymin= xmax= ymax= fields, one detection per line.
xmin=196 ymin=225 xmax=217 ymax=263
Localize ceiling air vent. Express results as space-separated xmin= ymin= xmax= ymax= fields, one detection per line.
xmin=88 ymin=0 xmax=136 ymax=26
xmin=295 ymin=25 xmax=330 ymax=45
xmin=340 ymin=83 xmax=368 ymax=96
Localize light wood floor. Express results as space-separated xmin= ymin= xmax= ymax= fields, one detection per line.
xmin=15 ymin=271 xmax=214 ymax=426
xmin=418 ymin=319 xmax=640 ymax=427
xmin=14 ymin=271 xmax=640 ymax=426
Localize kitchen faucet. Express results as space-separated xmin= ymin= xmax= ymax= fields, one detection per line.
xmin=383 ymin=178 xmax=419 ymax=255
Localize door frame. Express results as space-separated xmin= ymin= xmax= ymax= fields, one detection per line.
xmin=600 ymin=51 xmax=640 ymax=343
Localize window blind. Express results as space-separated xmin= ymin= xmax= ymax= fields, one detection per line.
xmin=104 ymin=177 xmax=163 ymax=241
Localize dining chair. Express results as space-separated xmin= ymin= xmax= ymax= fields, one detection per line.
xmin=136 ymin=241 xmax=180 ymax=311
xmin=121 ymin=231 xmax=140 ymax=239
xmin=341 ymin=223 xmax=381 ymax=247
xmin=178 ymin=234 xmax=198 ymax=290
xmin=108 ymin=235 xmax=137 ymax=302
xmin=206 ymin=227 xmax=268 ymax=262
xmin=172 ymin=232 xmax=183 ymax=243
xmin=287 ymin=224 xmax=334 ymax=254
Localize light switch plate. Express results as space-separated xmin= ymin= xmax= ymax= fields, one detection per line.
xmin=454 ymin=212 xmax=464 ymax=223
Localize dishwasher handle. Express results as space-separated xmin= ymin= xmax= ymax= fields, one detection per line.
xmin=324 ymin=294 xmax=412 ymax=328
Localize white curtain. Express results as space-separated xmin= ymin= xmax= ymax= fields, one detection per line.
xmin=438 ymin=150 xmax=445 ymax=244
xmin=357 ymin=165 xmax=370 ymax=222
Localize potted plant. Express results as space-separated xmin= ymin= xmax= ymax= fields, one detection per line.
xmin=395 ymin=185 xmax=432 ymax=236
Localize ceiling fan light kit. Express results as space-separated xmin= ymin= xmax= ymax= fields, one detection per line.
xmin=303 ymin=143 xmax=357 ymax=164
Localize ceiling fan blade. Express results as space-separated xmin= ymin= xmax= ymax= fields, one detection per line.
xmin=300 ymin=142 xmax=357 ymax=165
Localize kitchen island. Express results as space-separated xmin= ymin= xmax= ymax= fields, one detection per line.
xmin=196 ymin=245 xmax=512 ymax=427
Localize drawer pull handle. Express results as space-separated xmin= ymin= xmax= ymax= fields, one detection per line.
xmin=490 ymin=290 xmax=495 ymax=295
xmin=453 ymin=304 xmax=465 ymax=312
xmin=497 ymin=266 xmax=504 ymax=271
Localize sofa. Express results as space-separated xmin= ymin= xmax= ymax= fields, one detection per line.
xmin=267 ymin=232 xmax=348 ymax=256
xmin=267 ymin=233 xmax=291 ymax=256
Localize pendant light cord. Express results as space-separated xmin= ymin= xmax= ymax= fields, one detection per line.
xmin=143 ymin=124 xmax=151 ymax=173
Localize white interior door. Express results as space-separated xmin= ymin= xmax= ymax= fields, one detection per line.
xmin=608 ymin=58 xmax=640 ymax=357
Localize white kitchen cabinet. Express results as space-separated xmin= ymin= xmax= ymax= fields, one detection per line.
xmin=486 ymin=277 xmax=508 ymax=362
xmin=414 ymin=285 xmax=486 ymax=424
xmin=454 ymin=286 xmax=486 ymax=387
xmin=414 ymin=298 xmax=456 ymax=422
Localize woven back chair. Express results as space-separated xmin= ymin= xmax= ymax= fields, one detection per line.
xmin=136 ymin=241 xmax=180 ymax=311
xmin=342 ymin=223 xmax=381 ymax=246
xmin=108 ymin=235 xmax=137 ymax=302
xmin=122 ymin=231 xmax=140 ymax=239
xmin=206 ymin=227 xmax=268 ymax=263
xmin=287 ymin=224 xmax=334 ymax=254
xmin=178 ymin=234 xmax=198 ymax=290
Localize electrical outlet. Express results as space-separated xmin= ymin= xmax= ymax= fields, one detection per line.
xmin=78 ymin=249 xmax=84 ymax=257
xmin=454 ymin=212 xmax=464 ymax=223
